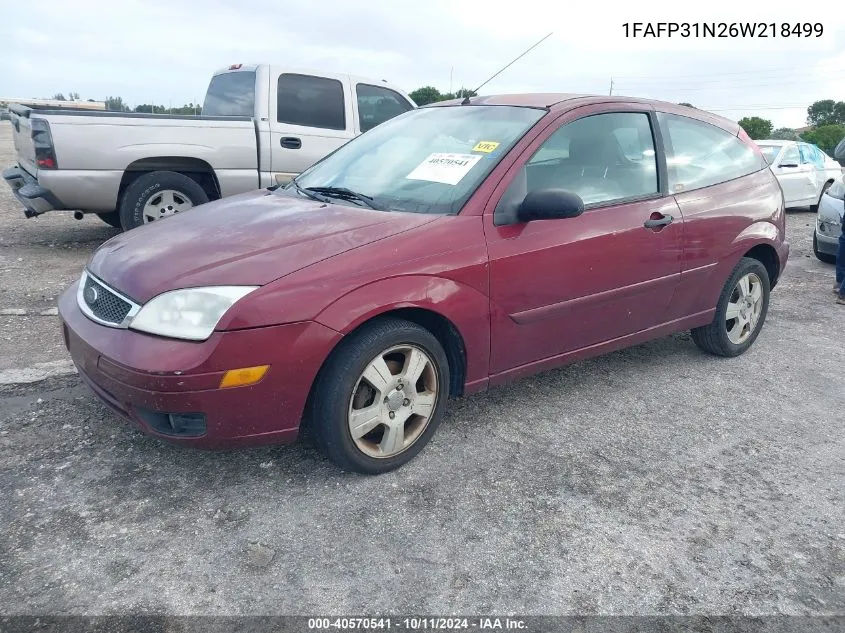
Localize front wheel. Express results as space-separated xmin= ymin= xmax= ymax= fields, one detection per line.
xmin=308 ymin=318 xmax=451 ymax=474
xmin=118 ymin=171 xmax=209 ymax=231
xmin=691 ymin=257 xmax=771 ymax=357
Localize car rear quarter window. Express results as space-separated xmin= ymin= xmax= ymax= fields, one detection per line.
xmin=202 ymin=71 xmax=256 ymax=117
xmin=657 ymin=112 xmax=767 ymax=193
xmin=356 ymin=84 xmax=414 ymax=132
xmin=277 ymin=73 xmax=346 ymax=130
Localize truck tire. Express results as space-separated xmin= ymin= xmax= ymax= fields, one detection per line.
xmin=96 ymin=212 xmax=122 ymax=229
xmin=119 ymin=171 xmax=209 ymax=231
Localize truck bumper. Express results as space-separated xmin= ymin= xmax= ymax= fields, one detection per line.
xmin=2 ymin=164 xmax=64 ymax=217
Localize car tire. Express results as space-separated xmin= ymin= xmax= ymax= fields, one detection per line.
xmin=118 ymin=171 xmax=209 ymax=231
xmin=813 ymin=231 xmax=837 ymax=264
xmin=691 ymin=257 xmax=771 ymax=358
xmin=96 ymin=211 xmax=122 ymax=229
xmin=308 ymin=317 xmax=451 ymax=474
xmin=810 ymin=181 xmax=832 ymax=213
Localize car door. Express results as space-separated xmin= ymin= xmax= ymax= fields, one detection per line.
xmin=483 ymin=104 xmax=683 ymax=374
xmin=269 ymin=69 xmax=356 ymax=179
xmin=799 ymin=143 xmax=825 ymax=202
xmin=774 ymin=143 xmax=810 ymax=206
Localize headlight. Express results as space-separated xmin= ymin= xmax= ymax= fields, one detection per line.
xmin=826 ymin=178 xmax=845 ymax=201
xmin=129 ymin=286 xmax=258 ymax=341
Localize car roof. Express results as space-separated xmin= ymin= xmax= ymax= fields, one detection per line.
xmin=425 ymin=93 xmax=741 ymax=134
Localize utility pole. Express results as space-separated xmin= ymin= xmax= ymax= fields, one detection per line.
xmin=609 ymin=77 xmax=614 ymax=95
xmin=449 ymin=66 xmax=453 ymax=96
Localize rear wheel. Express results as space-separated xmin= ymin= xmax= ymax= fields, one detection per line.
xmin=96 ymin=211 xmax=122 ymax=229
xmin=691 ymin=257 xmax=770 ymax=357
xmin=813 ymin=231 xmax=837 ymax=264
xmin=308 ymin=317 xmax=450 ymax=474
xmin=118 ymin=171 xmax=209 ymax=231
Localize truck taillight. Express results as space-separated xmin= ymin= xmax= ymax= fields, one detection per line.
xmin=31 ymin=119 xmax=58 ymax=170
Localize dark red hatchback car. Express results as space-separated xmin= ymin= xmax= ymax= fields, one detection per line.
xmin=58 ymin=94 xmax=789 ymax=473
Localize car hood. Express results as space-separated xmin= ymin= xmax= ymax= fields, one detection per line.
xmin=87 ymin=189 xmax=438 ymax=303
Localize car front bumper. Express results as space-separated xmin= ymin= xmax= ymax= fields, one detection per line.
xmin=58 ymin=280 xmax=342 ymax=448
xmin=816 ymin=192 xmax=844 ymax=256
xmin=2 ymin=164 xmax=64 ymax=217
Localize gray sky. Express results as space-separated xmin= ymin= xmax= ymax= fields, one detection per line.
xmin=2 ymin=0 xmax=844 ymax=128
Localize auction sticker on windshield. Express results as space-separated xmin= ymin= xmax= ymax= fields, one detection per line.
xmin=406 ymin=153 xmax=483 ymax=186
xmin=472 ymin=141 xmax=500 ymax=153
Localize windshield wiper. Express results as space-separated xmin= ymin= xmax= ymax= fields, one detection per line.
xmin=290 ymin=179 xmax=331 ymax=203
xmin=305 ymin=186 xmax=386 ymax=211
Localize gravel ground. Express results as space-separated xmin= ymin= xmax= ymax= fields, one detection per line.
xmin=0 ymin=120 xmax=843 ymax=617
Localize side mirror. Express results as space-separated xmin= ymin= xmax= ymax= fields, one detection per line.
xmin=517 ymin=188 xmax=585 ymax=223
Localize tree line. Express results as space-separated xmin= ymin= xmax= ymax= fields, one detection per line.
xmin=736 ymin=99 xmax=845 ymax=157
xmin=48 ymin=93 xmax=202 ymax=115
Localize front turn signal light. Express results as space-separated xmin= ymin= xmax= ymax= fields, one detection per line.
xmin=219 ymin=365 xmax=270 ymax=389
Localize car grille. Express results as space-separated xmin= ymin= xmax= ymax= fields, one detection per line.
xmin=79 ymin=272 xmax=135 ymax=326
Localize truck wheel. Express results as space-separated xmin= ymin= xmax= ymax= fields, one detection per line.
xmin=96 ymin=212 xmax=122 ymax=229
xmin=119 ymin=171 xmax=209 ymax=231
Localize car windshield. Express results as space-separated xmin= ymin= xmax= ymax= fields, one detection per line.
xmin=287 ymin=105 xmax=546 ymax=215
xmin=757 ymin=144 xmax=781 ymax=165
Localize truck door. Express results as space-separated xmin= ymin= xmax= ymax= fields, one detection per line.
xmin=269 ymin=69 xmax=356 ymax=182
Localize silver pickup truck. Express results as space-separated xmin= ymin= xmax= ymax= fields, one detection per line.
xmin=3 ymin=64 xmax=415 ymax=230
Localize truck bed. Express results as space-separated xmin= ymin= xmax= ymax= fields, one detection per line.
xmin=8 ymin=104 xmax=259 ymax=212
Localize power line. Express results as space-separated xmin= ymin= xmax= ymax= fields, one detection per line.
xmin=614 ymin=59 xmax=844 ymax=81
xmin=704 ymin=105 xmax=813 ymax=112
xmin=615 ymin=71 xmax=845 ymax=89
xmin=614 ymin=77 xmax=845 ymax=92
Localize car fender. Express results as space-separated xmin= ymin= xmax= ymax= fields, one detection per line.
xmin=725 ymin=219 xmax=787 ymax=286
xmin=314 ymin=274 xmax=491 ymax=391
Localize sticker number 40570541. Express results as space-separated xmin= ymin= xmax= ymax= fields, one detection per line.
xmin=406 ymin=153 xmax=483 ymax=186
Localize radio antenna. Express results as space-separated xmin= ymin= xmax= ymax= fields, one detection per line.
xmin=461 ymin=32 xmax=554 ymax=105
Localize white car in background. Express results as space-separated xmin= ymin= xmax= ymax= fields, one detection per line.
xmin=813 ymin=175 xmax=844 ymax=264
xmin=756 ymin=140 xmax=843 ymax=211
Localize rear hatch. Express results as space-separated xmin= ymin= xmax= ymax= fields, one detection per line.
xmin=9 ymin=105 xmax=38 ymax=176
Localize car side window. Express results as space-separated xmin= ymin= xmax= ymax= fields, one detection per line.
xmin=780 ymin=145 xmax=800 ymax=166
xmin=809 ymin=145 xmax=826 ymax=168
xmin=657 ymin=112 xmax=767 ymax=193
xmin=494 ymin=112 xmax=659 ymax=224
xmin=356 ymin=84 xmax=414 ymax=132
xmin=798 ymin=144 xmax=814 ymax=165
xmin=277 ymin=73 xmax=346 ymax=130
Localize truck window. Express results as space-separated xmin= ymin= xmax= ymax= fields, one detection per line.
xmin=202 ymin=71 xmax=256 ymax=117
xmin=355 ymin=84 xmax=414 ymax=132
xmin=277 ymin=74 xmax=346 ymax=130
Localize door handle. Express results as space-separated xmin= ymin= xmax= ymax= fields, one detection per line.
xmin=644 ymin=213 xmax=673 ymax=229
xmin=280 ymin=137 xmax=302 ymax=149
